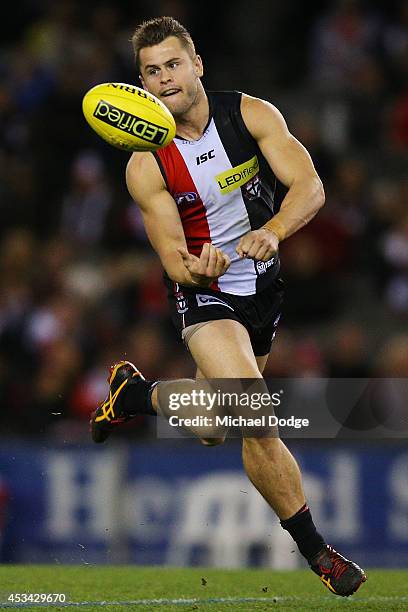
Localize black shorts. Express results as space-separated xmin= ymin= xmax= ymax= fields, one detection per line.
xmin=166 ymin=276 xmax=284 ymax=356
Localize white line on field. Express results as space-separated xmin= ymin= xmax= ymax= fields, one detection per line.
xmin=1 ymin=595 xmax=408 ymax=608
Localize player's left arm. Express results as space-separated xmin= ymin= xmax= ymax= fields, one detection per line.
xmin=236 ymin=94 xmax=325 ymax=261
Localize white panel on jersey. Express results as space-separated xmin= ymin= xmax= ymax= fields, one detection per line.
xmin=175 ymin=120 xmax=256 ymax=295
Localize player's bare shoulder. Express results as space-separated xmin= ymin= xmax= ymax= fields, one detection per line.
xmin=240 ymin=93 xmax=289 ymax=142
xmin=126 ymin=151 xmax=164 ymax=188
xmin=126 ymin=151 xmax=167 ymax=206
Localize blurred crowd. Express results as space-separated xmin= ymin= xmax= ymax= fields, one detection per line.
xmin=0 ymin=0 xmax=407 ymax=437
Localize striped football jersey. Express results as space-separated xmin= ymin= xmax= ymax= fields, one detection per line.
xmin=154 ymin=90 xmax=280 ymax=296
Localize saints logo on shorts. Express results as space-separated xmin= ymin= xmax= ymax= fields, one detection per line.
xmin=175 ymin=290 xmax=188 ymax=314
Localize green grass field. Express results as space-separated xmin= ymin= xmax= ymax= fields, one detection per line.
xmin=0 ymin=566 xmax=407 ymax=611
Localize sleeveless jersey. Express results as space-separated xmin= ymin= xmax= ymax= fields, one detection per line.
xmin=154 ymin=90 xmax=280 ymax=296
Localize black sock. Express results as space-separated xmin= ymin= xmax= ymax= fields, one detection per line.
xmin=122 ymin=379 xmax=158 ymax=416
xmin=280 ymin=503 xmax=326 ymax=563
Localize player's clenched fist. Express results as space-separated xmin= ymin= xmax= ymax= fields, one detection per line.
xmin=178 ymin=243 xmax=230 ymax=287
xmin=236 ymin=228 xmax=279 ymax=262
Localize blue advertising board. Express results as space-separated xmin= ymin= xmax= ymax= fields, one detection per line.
xmin=0 ymin=440 xmax=407 ymax=567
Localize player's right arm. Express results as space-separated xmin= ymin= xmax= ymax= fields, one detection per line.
xmin=126 ymin=152 xmax=230 ymax=287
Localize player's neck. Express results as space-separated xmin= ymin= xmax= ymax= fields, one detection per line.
xmin=175 ymin=83 xmax=209 ymax=141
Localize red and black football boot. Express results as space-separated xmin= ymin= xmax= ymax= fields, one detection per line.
xmin=90 ymin=361 xmax=145 ymax=444
xmin=310 ymin=544 xmax=367 ymax=597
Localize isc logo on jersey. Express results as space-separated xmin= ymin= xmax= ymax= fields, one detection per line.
xmin=82 ymin=82 xmax=176 ymax=152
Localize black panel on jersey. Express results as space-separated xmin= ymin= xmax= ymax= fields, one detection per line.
xmin=208 ymin=90 xmax=277 ymax=226
xmin=208 ymin=90 xmax=280 ymax=292
xmin=152 ymin=151 xmax=169 ymax=189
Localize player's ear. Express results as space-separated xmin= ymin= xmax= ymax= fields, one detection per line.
xmin=194 ymin=54 xmax=204 ymax=78
xmin=139 ymin=74 xmax=146 ymax=89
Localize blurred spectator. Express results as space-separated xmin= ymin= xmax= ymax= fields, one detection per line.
xmin=70 ymin=354 xmax=115 ymax=421
xmin=60 ymin=150 xmax=113 ymax=250
xmin=8 ymin=43 xmax=55 ymax=114
xmin=347 ymin=56 xmax=388 ymax=150
xmin=371 ymin=334 xmax=408 ymax=430
xmin=309 ymin=0 xmax=381 ymax=93
xmin=0 ymin=153 xmax=39 ymax=235
xmin=372 ymin=206 xmax=408 ymax=316
xmin=279 ymin=233 xmax=341 ymax=327
xmin=374 ymin=333 xmax=408 ymax=377
xmin=327 ymin=321 xmax=370 ymax=377
xmin=289 ymin=109 xmax=336 ymax=182
xmin=263 ymin=328 xmax=297 ymax=378
xmin=291 ymin=338 xmax=327 ymax=377
xmin=123 ymin=320 xmax=168 ymax=380
xmin=24 ymin=0 xmax=81 ymax=70
xmin=28 ymin=337 xmax=83 ymax=432
xmin=328 ymin=157 xmax=370 ymax=239
xmin=381 ymin=0 xmax=408 ymax=92
xmin=388 ymin=89 xmax=408 ymax=150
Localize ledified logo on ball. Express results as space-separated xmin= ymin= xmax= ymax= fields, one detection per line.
xmin=93 ymin=100 xmax=169 ymax=146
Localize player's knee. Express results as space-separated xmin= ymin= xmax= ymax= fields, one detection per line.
xmin=200 ymin=437 xmax=226 ymax=446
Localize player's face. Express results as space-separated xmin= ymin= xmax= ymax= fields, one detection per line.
xmin=139 ymin=36 xmax=204 ymax=117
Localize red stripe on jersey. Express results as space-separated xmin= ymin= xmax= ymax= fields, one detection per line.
xmin=156 ymin=142 xmax=219 ymax=291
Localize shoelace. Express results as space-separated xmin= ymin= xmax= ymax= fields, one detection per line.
xmin=95 ymin=362 xmax=141 ymax=424
xmin=95 ymin=378 xmax=129 ymax=422
xmin=327 ymin=550 xmax=349 ymax=580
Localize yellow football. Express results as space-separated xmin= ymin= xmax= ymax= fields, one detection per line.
xmin=82 ymin=82 xmax=176 ymax=152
